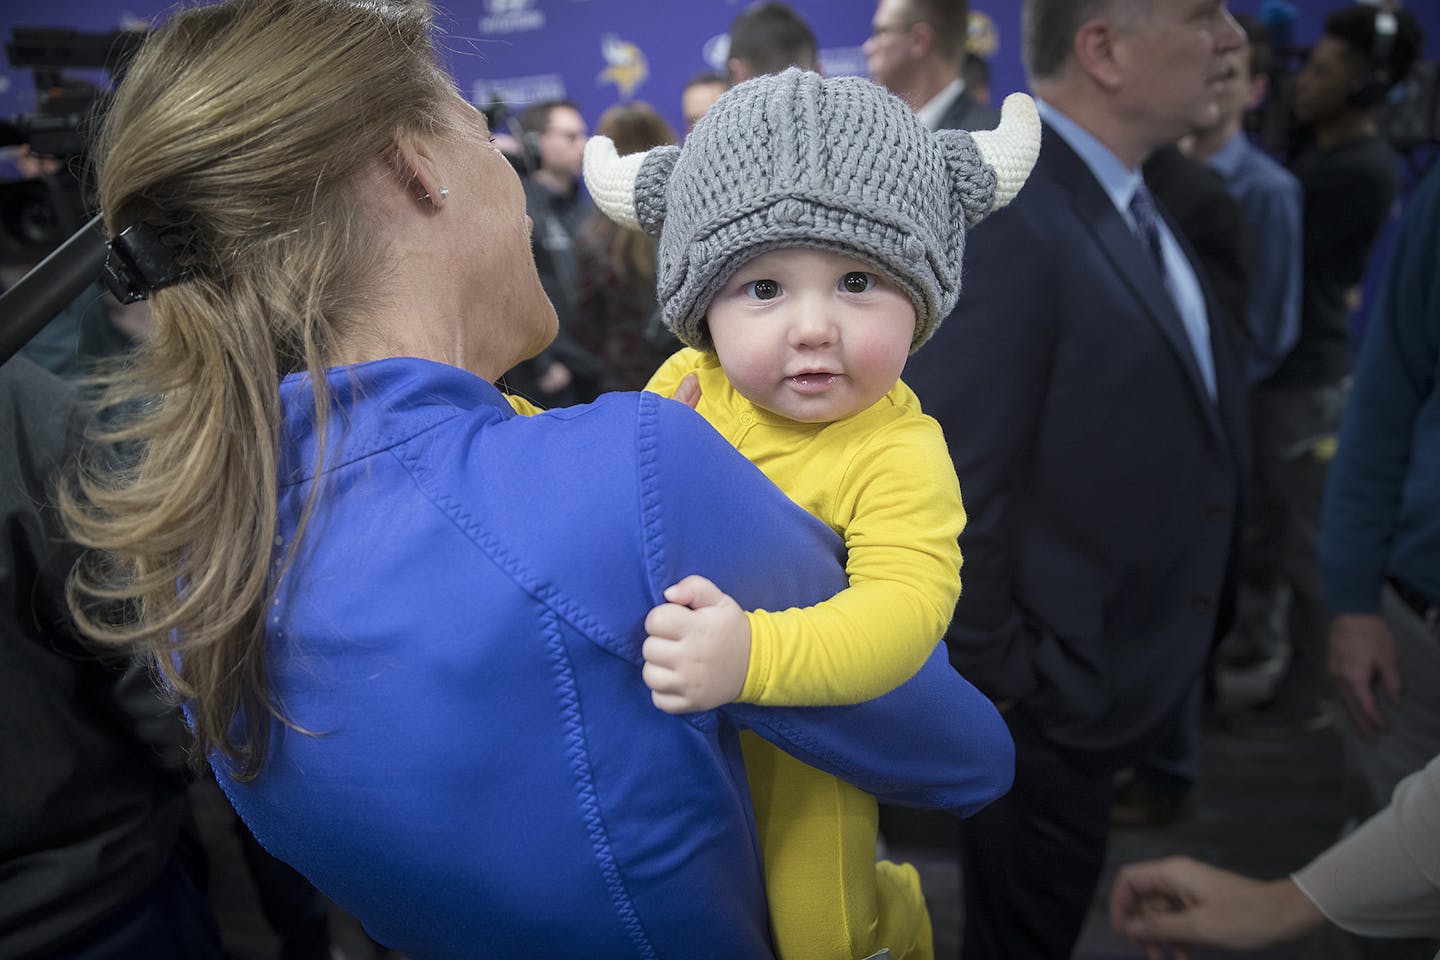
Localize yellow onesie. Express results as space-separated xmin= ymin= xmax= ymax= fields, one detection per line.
xmin=647 ymin=348 xmax=965 ymax=960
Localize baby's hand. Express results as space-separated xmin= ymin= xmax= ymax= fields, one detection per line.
xmin=672 ymin=373 xmax=701 ymax=410
xmin=642 ymin=575 xmax=751 ymax=714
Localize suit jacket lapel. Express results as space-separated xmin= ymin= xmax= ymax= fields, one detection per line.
xmin=1044 ymin=126 xmax=1226 ymax=441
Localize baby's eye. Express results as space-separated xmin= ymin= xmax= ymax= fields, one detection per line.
xmin=744 ymin=279 xmax=781 ymax=300
xmin=841 ymin=272 xmax=875 ymax=293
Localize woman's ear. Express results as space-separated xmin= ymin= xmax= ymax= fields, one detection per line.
xmin=391 ymin=132 xmax=448 ymax=210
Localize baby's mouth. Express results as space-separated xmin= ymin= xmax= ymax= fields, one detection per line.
xmin=787 ymin=372 xmax=838 ymax=390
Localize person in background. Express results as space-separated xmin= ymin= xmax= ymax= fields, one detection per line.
xmin=903 ymin=1 xmax=1248 ymax=955
xmin=1109 ymin=158 xmax=1440 ymax=950
xmin=515 ymin=98 xmax=593 ymax=240
xmin=726 ymin=1 xmax=818 ymax=83
xmin=572 ymin=102 xmax=680 ymax=392
xmin=506 ymin=98 xmax=603 ymax=405
xmin=587 ymin=70 xmax=1037 ymax=960
xmin=1109 ymin=139 xmax=1252 ymax=830
xmin=864 ymin=0 xmax=998 ymax=133
xmin=1225 ymin=4 xmax=1423 ymax=740
xmin=1185 ymin=14 xmax=1305 ymax=694
xmin=1318 ymin=142 xmax=1440 ymax=960
xmin=1 ymin=355 xmax=222 ymax=959
xmin=681 ymin=71 xmax=729 ymax=136
xmin=1109 ymin=754 xmax=1440 ymax=956
xmin=1188 ymin=13 xmax=1302 ymax=390
xmin=1114 ymin=122 xmax=1440 ymax=960
xmin=5 ymin=138 xmax=330 ymax=957
xmin=60 ymin=0 xmax=1014 ymax=955
xmin=1114 ymin=14 xmax=1301 ymax=828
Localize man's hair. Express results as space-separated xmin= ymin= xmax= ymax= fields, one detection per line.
xmin=902 ymin=0 xmax=972 ymax=63
xmin=515 ymin=98 xmax=582 ymax=138
xmin=684 ymin=71 xmax=729 ymax=94
xmin=1234 ymin=13 xmax=1272 ymax=81
xmin=1021 ymin=0 xmax=1140 ymax=83
xmin=1323 ymin=4 xmax=1424 ymax=96
xmin=728 ymin=2 xmax=817 ymax=76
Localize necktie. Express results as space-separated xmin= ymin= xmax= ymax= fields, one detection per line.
xmin=1129 ymin=184 xmax=1169 ymax=290
xmin=1128 ymin=182 xmax=1217 ymax=401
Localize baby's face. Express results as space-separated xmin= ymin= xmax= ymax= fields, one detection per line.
xmin=705 ymin=247 xmax=916 ymax=424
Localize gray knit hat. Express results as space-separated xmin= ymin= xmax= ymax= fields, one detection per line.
xmin=584 ymin=68 xmax=1040 ymax=352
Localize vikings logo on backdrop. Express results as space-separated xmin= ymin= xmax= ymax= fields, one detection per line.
xmin=967 ymin=9 xmax=999 ymax=57
xmin=598 ymin=34 xmax=648 ymax=98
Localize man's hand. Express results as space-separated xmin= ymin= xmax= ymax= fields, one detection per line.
xmin=642 ymin=575 xmax=751 ymax=714
xmin=1109 ymin=856 xmax=1324 ymax=959
xmin=1328 ymin=613 xmax=1401 ymax=738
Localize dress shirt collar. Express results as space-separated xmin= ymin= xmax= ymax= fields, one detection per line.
xmin=915 ymin=78 xmax=967 ymax=131
xmin=1205 ymin=129 xmax=1249 ymax=181
xmin=1036 ymin=98 xmax=1144 ymax=220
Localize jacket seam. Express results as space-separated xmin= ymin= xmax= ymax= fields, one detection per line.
xmin=541 ymin=606 xmax=658 ymax=957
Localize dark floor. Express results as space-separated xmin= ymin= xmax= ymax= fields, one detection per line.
xmin=194 ymin=665 xmax=1359 ymax=960
xmin=885 ymin=668 xmax=1350 ymax=960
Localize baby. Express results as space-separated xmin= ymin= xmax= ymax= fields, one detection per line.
xmin=584 ymin=69 xmax=1038 ymax=960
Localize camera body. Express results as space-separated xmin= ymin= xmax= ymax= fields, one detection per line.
xmin=1 ymin=28 xmax=144 ymax=268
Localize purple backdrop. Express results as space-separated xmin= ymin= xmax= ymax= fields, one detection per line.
xmin=3 ymin=1 xmax=1438 ymax=147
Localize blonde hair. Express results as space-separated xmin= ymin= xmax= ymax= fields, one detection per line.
xmin=62 ymin=0 xmax=455 ymax=781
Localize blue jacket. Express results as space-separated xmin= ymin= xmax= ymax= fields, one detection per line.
xmin=213 ymin=357 xmax=1013 ymax=959
xmin=1321 ymin=164 xmax=1440 ymax=611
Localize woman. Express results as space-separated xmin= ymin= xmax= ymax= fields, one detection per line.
xmin=572 ymin=102 xmax=680 ymax=391
xmin=61 ymin=0 xmax=1014 ymax=956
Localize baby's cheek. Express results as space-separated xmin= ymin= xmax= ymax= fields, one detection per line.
xmin=725 ymin=353 xmax=773 ymax=395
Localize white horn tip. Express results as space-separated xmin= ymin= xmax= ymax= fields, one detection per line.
xmin=974 ymin=93 xmax=1041 ymax=211
xmin=583 ymin=135 xmax=644 ymax=230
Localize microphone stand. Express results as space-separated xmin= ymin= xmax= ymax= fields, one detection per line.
xmin=0 ymin=213 xmax=108 ymax=367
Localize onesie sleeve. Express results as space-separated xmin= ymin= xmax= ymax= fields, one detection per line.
xmin=643 ymin=347 xmax=706 ymax=398
xmin=740 ymin=413 xmax=964 ymax=705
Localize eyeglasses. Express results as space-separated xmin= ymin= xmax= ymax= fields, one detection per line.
xmin=869 ymin=21 xmax=916 ymax=40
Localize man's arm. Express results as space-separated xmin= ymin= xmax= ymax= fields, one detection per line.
xmin=1319 ymin=166 xmax=1440 ymax=734
xmin=1109 ymin=756 xmax=1440 ymax=950
xmin=1241 ymin=170 xmax=1302 ymax=382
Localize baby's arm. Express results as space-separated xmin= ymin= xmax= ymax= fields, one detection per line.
xmin=741 ymin=416 xmax=965 ymax=706
xmin=640 ymin=416 xmax=964 ymax=712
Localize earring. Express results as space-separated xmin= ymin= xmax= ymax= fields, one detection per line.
xmin=419 ymin=186 xmax=450 ymax=205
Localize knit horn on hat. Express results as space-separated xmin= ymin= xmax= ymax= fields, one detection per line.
xmin=584 ymin=136 xmax=676 ymax=237
xmin=936 ymin=92 xmax=1042 ymax=229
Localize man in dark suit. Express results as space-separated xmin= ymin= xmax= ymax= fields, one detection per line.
xmin=904 ymin=1 xmax=1247 ymax=957
xmin=863 ymin=0 xmax=999 ymax=132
